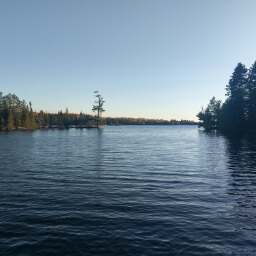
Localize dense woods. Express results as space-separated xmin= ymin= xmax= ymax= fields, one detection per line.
xmin=0 ymin=91 xmax=197 ymax=131
xmin=0 ymin=92 xmax=37 ymax=131
xmin=0 ymin=92 xmax=103 ymax=130
xmin=197 ymin=60 xmax=256 ymax=132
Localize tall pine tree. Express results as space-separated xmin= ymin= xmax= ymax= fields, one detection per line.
xmin=224 ymin=62 xmax=247 ymax=131
xmin=246 ymin=61 xmax=256 ymax=128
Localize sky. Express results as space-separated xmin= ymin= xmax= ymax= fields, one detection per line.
xmin=1 ymin=0 xmax=256 ymax=121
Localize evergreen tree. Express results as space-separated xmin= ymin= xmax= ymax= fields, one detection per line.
xmin=92 ymin=91 xmax=105 ymax=128
xmin=22 ymin=105 xmax=31 ymax=129
xmin=37 ymin=110 xmax=44 ymax=129
xmin=2 ymin=99 xmax=10 ymax=129
xmin=57 ymin=111 xmax=64 ymax=128
xmin=6 ymin=110 xmax=15 ymax=131
xmin=197 ymin=97 xmax=222 ymax=130
xmin=13 ymin=111 xmax=21 ymax=128
xmin=29 ymin=102 xmax=37 ymax=130
xmin=246 ymin=61 xmax=256 ymax=128
xmin=44 ymin=112 xmax=50 ymax=128
xmin=224 ymin=62 xmax=247 ymax=130
xmin=63 ymin=108 xmax=70 ymax=128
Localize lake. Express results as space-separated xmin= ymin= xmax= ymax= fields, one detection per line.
xmin=0 ymin=125 xmax=255 ymax=255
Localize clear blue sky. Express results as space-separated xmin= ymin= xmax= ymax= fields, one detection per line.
xmin=1 ymin=0 xmax=256 ymax=121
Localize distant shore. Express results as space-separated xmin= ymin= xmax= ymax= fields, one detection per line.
xmin=0 ymin=91 xmax=198 ymax=131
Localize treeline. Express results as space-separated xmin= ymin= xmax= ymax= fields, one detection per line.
xmin=0 ymin=93 xmax=37 ymax=131
xmin=0 ymin=91 xmax=197 ymax=131
xmin=105 ymin=117 xmax=198 ymax=126
xmin=35 ymin=110 xmax=100 ymax=129
xmin=197 ymin=60 xmax=256 ymax=132
xmin=0 ymin=92 xmax=102 ymax=131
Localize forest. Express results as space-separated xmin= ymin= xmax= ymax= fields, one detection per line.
xmin=0 ymin=92 xmax=197 ymax=131
xmin=197 ymin=60 xmax=256 ymax=132
xmin=105 ymin=117 xmax=197 ymax=126
xmin=0 ymin=92 xmax=104 ymax=131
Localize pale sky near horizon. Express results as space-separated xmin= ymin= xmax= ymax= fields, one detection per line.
xmin=1 ymin=0 xmax=256 ymax=121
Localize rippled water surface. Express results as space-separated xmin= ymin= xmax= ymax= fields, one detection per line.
xmin=0 ymin=126 xmax=256 ymax=255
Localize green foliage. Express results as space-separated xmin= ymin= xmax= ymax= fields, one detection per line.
xmin=0 ymin=93 xmax=37 ymax=131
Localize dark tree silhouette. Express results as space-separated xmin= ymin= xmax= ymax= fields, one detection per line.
xmin=246 ymin=61 xmax=256 ymax=128
xmin=92 ymin=91 xmax=105 ymax=128
xmin=197 ymin=60 xmax=256 ymax=132
xmin=197 ymin=97 xmax=222 ymax=130
xmin=223 ymin=62 xmax=247 ymax=131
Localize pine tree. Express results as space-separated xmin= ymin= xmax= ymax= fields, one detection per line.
xmin=197 ymin=97 xmax=222 ymax=130
xmin=2 ymin=100 xmax=10 ymax=129
xmin=28 ymin=102 xmax=37 ymax=130
xmin=92 ymin=91 xmax=105 ymax=128
xmin=246 ymin=61 xmax=256 ymax=128
xmin=21 ymin=103 xmax=30 ymax=129
xmin=57 ymin=111 xmax=64 ymax=128
xmin=6 ymin=109 xmax=15 ymax=131
xmin=63 ymin=108 xmax=70 ymax=128
xmin=224 ymin=62 xmax=247 ymax=130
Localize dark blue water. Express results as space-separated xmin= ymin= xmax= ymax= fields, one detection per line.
xmin=0 ymin=126 xmax=255 ymax=255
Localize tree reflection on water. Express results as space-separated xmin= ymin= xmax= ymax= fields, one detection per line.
xmin=223 ymin=132 xmax=256 ymax=221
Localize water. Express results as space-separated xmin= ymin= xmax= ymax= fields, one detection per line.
xmin=0 ymin=126 xmax=255 ymax=255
